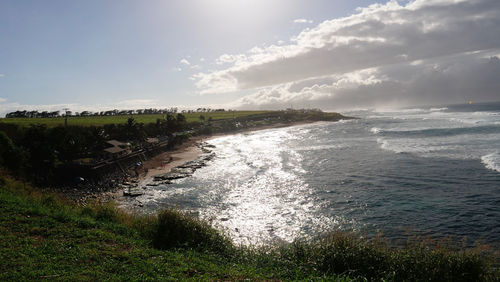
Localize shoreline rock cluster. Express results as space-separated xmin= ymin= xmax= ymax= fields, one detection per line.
xmin=123 ymin=142 xmax=216 ymax=197
xmin=43 ymin=170 xmax=129 ymax=205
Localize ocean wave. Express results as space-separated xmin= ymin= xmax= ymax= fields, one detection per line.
xmin=295 ymin=144 xmax=346 ymax=151
xmin=376 ymin=137 xmax=435 ymax=154
xmin=381 ymin=111 xmax=500 ymax=126
xmin=376 ymin=138 xmax=410 ymax=154
xmin=375 ymin=107 xmax=448 ymax=115
xmin=481 ymin=152 xmax=500 ymax=173
xmin=375 ymin=108 xmax=427 ymax=114
xmin=376 ymin=138 xmax=390 ymax=151
xmin=337 ymin=119 xmax=357 ymax=124
xmin=376 ymin=124 xmax=500 ymax=138
xmin=429 ymin=107 xmax=449 ymax=112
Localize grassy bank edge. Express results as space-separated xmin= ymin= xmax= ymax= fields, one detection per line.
xmin=0 ymin=175 xmax=349 ymax=280
xmin=1 ymin=174 xmax=498 ymax=281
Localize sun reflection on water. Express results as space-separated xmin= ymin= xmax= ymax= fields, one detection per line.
xmin=192 ymin=127 xmax=335 ymax=245
xmin=117 ymin=110 xmax=500 ymax=245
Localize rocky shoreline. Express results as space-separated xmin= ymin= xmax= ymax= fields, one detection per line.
xmin=54 ymin=120 xmax=338 ymax=205
xmin=118 ymin=142 xmax=216 ymax=200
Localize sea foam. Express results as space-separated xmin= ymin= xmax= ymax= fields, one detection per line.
xmin=481 ymin=152 xmax=500 ymax=173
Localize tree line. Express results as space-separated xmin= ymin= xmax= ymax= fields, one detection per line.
xmin=5 ymin=108 xmax=227 ymax=118
xmin=0 ymin=113 xmax=191 ymax=184
xmin=0 ymin=109 xmax=345 ymax=184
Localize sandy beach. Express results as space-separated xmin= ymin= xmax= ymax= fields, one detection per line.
xmin=129 ymin=122 xmax=305 ymax=183
xmin=111 ymin=120 xmax=327 ymax=203
xmin=139 ymin=137 xmax=205 ymax=182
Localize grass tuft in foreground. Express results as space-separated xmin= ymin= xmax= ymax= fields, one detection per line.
xmin=0 ymin=175 xmax=498 ymax=281
xmin=0 ymin=176 xmax=274 ymax=280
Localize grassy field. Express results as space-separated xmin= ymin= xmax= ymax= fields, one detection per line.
xmin=0 ymin=176 xmax=286 ymax=280
xmin=1 ymin=175 xmax=497 ymax=281
xmin=0 ymin=111 xmax=271 ymax=127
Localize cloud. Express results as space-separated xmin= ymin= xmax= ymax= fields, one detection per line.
xmin=231 ymin=51 xmax=500 ymax=110
xmin=116 ymin=99 xmax=159 ymax=108
xmin=179 ymin=58 xmax=203 ymax=71
xmin=172 ymin=59 xmax=203 ymax=72
xmin=216 ymin=54 xmax=248 ymax=65
xmin=294 ymin=18 xmax=314 ymax=24
xmin=195 ymin=0 xmax=500 ymax=110
xmin=0 ymin=74 xmax=4 ymax=78
xmin=0 ymin=97 xmax=6 ymax=103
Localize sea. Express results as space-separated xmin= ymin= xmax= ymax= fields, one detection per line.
xmin=121 ymin=102 xmax=500 ymax=246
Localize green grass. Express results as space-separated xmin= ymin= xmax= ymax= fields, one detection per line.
xmin=0 ymin=175 xmax=349 ymax=280
xmin=0 ymin=111 xmax=271 ymax=127
xmin=0 ymin=177 xmax=268 ymax=280
xmin=0 ymin=175 xmax=497 ymax=281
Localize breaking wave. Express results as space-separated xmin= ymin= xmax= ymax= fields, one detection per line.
xmin=482 ymin=152 xmax=500 ymax=173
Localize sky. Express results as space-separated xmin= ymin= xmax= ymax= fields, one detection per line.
xmin=1 ymin=0 xmax=500 ymax=116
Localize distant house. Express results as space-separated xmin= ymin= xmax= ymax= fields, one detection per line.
xmin=103 ymin=140 xmax=129 ymax=158
xmin=144 ymin=137 xmax=159 ymax=148
xmin=145 ymin=137 xmax=159 ymax=144
xmin=104 ymin=146 xmax=126 ymax=155
xmin=106 ymin=140 xmax=128 ymax=147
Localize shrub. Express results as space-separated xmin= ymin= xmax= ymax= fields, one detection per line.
xmin=274 ymin=232 xmax=497 ymax=281
xmin=0 ymin=132 xmax=25 ymax=172
xmin=148 ymin=209 xmax=234 ymax=255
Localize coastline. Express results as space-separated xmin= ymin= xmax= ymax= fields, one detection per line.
xmin=138 ymin=120 xmax=330 ymax=181
xmin=110 ymin=120 xmax=331 ymax=203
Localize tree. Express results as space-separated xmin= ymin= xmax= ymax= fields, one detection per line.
xmin=176 ymin=113 xmax=186 ymax=130
xmin=0 ymin=131 xmax=25 ymax=172
xmin=22 ymin=125 xmax=57 ymax=172
xmin=124 ymin=117 xmax=146 ymax=141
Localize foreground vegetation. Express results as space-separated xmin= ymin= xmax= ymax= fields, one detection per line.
xmin=1 ymin=175 xmax=497 ymax=281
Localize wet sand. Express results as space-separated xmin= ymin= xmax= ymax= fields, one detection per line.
xmin=139 ymin=137 xmax=204 ymax=183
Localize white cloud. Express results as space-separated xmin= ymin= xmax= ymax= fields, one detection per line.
xmin=195 ymin=0 xmax=500 ymax=109
xmin=116 ymin=99 xmax=158 ymax=108
xmin=178 ymin=59 xmax=202 ymax=71
xmin=0 ymin=97 xmax=6 ymax=103
xmin=294 ymin=18 xmax=314 ymax=24
xmin=231 ymin=51 xmax=500 ymax=110
xmin=200 ymin=57 xmax=206 ymax=62
xmin=216 ymin=54 xmax=248 ymax=65
xmin=0 ymin=74 xmax=4 ymax=78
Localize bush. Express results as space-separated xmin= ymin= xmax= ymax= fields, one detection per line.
xmin=80 ymin=202 xmax=128 ymax=223
xmin=0 ymin=132 xmax=25 ymax=172
xmin=273 ymin=232 xmax=497 ymax=281
xmin=149 ymin=209 xmax=234 ymax=255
